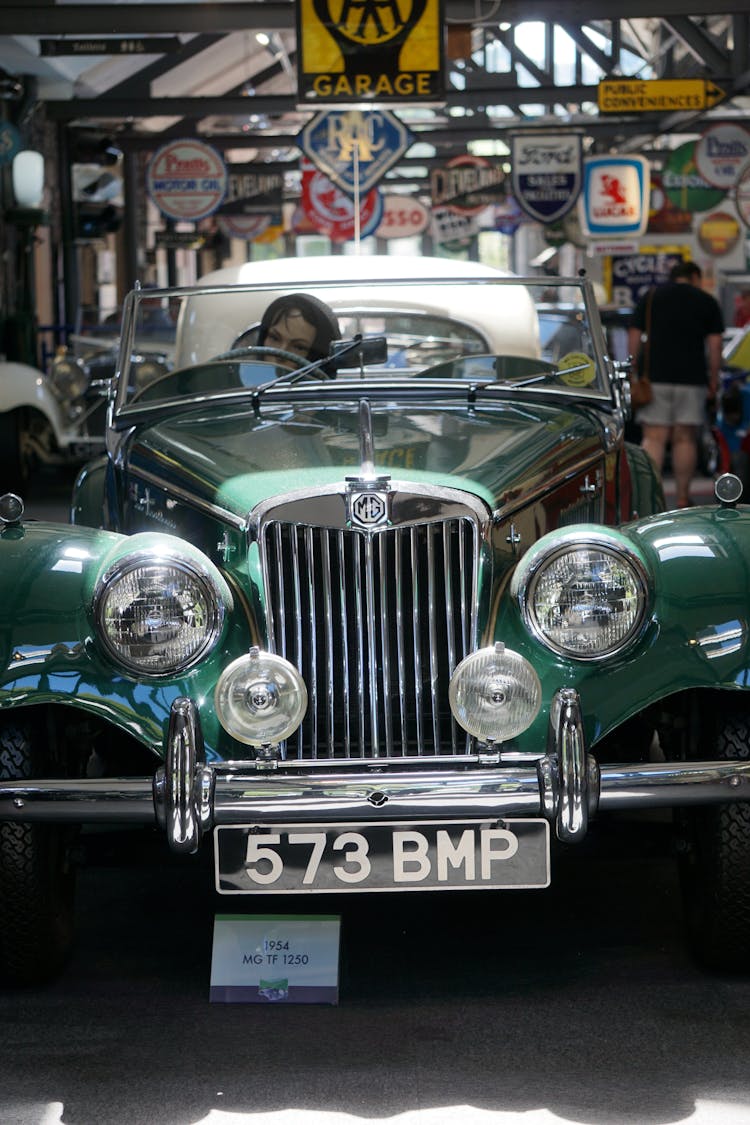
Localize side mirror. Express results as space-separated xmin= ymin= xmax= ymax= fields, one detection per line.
xmin=330 ymin=335 xmax=388 ymax=368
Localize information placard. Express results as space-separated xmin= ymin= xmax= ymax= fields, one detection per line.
xmin=210 ymin=915 xmax=341 ymax=1004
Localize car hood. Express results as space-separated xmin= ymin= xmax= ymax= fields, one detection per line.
xmin=128 ymin=398 xmax=604 ymax=517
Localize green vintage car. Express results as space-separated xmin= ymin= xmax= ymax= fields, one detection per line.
xmin=1 ymin=255 xmax=748 ymax=984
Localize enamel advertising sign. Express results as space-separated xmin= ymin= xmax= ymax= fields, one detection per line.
xmin=300 ymin=157 xmax=383 ymax=241
xmin=146 ymin=139 xmax=227 ymax=221
xmin=296 ymin=0 xmax=445 ymax=103
xmin=511 ymin=133 xmax=582 ymax=224
xmin=299 ymin=109 xmax=413 ymax=195
xmin=580 ymin=155 xmax=650 ymax=239
xmin=430 ymin=154 xmax=506 ymax=216
xmin=694 ymin=124 xmax=750 ymax=191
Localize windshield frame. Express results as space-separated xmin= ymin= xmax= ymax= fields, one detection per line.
xmin=112 ymin=273 xmax=616 ymax=425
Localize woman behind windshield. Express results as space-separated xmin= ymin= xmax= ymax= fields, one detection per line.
xmin=258 ymin=293 xmax=341 ymax=375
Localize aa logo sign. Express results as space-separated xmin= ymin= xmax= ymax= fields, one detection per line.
xmin=297 ymin=0 xmax=444 ymax=103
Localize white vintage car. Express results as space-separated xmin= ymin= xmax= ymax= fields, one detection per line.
xmin=0 ymin=323 xmax=173 ymax=490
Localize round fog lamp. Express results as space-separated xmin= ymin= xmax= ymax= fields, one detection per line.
xmin=215 ymin=648 xmax=307 ymax=747
xmin=448 ymin=643 xmax=541 ymax=743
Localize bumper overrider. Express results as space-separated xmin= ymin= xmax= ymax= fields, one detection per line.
xmin=2 ymin=690 xmax=750 ymax=854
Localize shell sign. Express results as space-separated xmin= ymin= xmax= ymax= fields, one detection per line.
xmin=580 ymin=155 xmax=650 ymax=239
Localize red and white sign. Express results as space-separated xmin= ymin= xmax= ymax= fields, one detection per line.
xmin=300 ymin=158 xmax=383 ymax=242
xmin=375 ymin=196 xmax=429 ymax=239
xmin=147 ymin=139 xmax=227 ymax=222
xmin=580 ymin=155 xmax=650 ymax=239
xmin=695 ymin=124 xmax=750 ymax=190
xmin=217 ymin=214 xmax=272 ymax=241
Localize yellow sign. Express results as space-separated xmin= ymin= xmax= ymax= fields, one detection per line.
xmin=297 ymin=0 xmax=444 ymax=103
xmin=598 ymin=79 xmax=725 ymax=114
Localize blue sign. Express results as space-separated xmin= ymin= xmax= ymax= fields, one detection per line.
xmin=298 ymin=109 xmax=413 ymax=196
xmin=0 ymin=122 xmax=22 ymax=167
xmin=581 ymin=155 xmax=650 ymax=239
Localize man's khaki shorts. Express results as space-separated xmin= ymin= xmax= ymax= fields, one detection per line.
xmin=636 ymin=382 xmax=707 ymax=427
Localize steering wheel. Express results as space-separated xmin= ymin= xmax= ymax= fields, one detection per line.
xmin=213 ymin=344 xmax=313 ymax=369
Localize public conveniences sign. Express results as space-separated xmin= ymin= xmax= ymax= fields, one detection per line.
xmin=598 ymin=78 xmax=725 ymax=113
xmin=147 ymin=139 xmax=227 ymax=221
xmin=296 ymin=0 xmax=444 ymax=102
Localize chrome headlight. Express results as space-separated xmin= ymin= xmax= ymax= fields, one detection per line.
xmin=49 ymin=353 xmax=90 ymax=400
xmin=514 ymin=533 xmax=648 ymax=659
xmin=94 ymin=552 xmax=224 ymax=675
xmin=449 ymin=643 xmax=542 ymax=743
xmin=215 ymin=648 xmax=307 ymax=747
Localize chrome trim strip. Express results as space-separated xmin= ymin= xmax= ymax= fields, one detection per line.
xmin=129 ymin=464 xmax=247 ymax=531
xmin=338 ymin=530 xmax=351 ymax=755
xmin=321 ymin=530 xmax=335 ymax=755
xmin=354 ymin=533 xmax=366 ymax=755
xmin=359 ymin=398 xmax=375 ymax=477
xmin=153 ymin=697 xmax=208 ymax=854
xmin=427 ymin=524 xmax=440 ymax=751
xmin=411 ymin=526 xmax=424 ymax=752
xmin=6 ymin=760 xmax=750 ymax=840
xmin=551 ymin=688 xmax=587 ymax=842
xmin=395 ymin=531 xmax=408 ymax=753
xmin=364 ymin=532 xmax=379 ymax=755
xmin=305 ymin=526 xmax=318 ymax=757
xmin=379 ymin=534 xmax=394 ymax=754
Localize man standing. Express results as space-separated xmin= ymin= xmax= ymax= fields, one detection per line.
xmin=628 ymin=261 xmax=724 ymax=508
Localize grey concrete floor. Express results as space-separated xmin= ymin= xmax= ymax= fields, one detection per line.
xmin=3 ymin=815 xmax=750 ymax=1124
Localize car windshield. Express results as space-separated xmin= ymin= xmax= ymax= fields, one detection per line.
xmin=114 ymin=274 xmax=612 ymax=416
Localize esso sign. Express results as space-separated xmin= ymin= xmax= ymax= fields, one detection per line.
xmin=376 ymin=196 xmax=430 ymax=239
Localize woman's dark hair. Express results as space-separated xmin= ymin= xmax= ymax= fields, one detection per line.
xmin=258 ymin=293 xmax=341 ymax=371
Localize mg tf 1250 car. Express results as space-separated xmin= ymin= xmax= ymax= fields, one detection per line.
xmin=1 ymin=256 xmax=748 ymax=983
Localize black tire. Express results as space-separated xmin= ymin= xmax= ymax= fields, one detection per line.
xmin=0 ymin=716 xmax=77 ymax=985
xmin=679 ymin=708 xmax=750 ymax=972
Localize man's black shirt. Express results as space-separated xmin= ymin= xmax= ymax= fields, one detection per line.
xmin=631 ymin=281 xmax=724 ymax=385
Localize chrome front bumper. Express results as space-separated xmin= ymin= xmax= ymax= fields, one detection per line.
xmin=2 ymin=690 xmax=750 ymax=855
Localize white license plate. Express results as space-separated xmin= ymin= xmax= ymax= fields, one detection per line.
xmin=214 ymin=819 xmax=550 ymax=894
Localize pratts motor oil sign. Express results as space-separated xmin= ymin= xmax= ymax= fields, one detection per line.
xmin=297 ymin=0 xmax=444 ymax=103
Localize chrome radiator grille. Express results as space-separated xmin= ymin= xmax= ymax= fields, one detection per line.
xmin=260 ymin=514 xmax=479 ymax=760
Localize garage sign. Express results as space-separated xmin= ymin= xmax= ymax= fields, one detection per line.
xmin=296 ymin=0 xmax=444 ymax=103
xmin=147 ymin=139 xmax=227 ymax=221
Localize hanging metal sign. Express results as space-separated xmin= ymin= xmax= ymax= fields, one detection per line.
xmin=298 ymin=109 xmax=413 ymax=195
xmin=662 ymin=141 xmax=727 ymax=213
xmin=511 ymin=133 xmax=582 ymax=224
xmin=219 ymin=170 xmax=283 ymax=220
xmin=40 ymin=38 xmax=181 ymax=56
xmin=580 ymin=155 xmax=651 ymax=239
xmin=694 ymin=124 xmax=750 ymax=191
xmin=296 ymin=0 xmax=445 ymax=103
xmin=146 ymin=139 xmax=227 ymax=222
xmin=430 ymin=155 xmax=506 ymax=216
xmin=300 ymin=158 xmax=383 ymax=241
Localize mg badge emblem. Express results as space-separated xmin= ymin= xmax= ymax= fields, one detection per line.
xmin=351 ymin=492 xmax=387 ymax=527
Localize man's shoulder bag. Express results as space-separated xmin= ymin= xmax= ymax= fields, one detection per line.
xmin=630 ymin=288 xmax=654 ymax=408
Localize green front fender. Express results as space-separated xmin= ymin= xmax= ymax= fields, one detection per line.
xmin=496 ymin=507 xmax=750 ymax=752
xmin=0 ymin=521 xmax=248 ymax=760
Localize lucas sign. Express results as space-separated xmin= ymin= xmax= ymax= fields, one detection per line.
xmin=580 ymin=155 xmax=650 ymax=240
xmin=296 ymin=0 xmax=444 ymax=103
